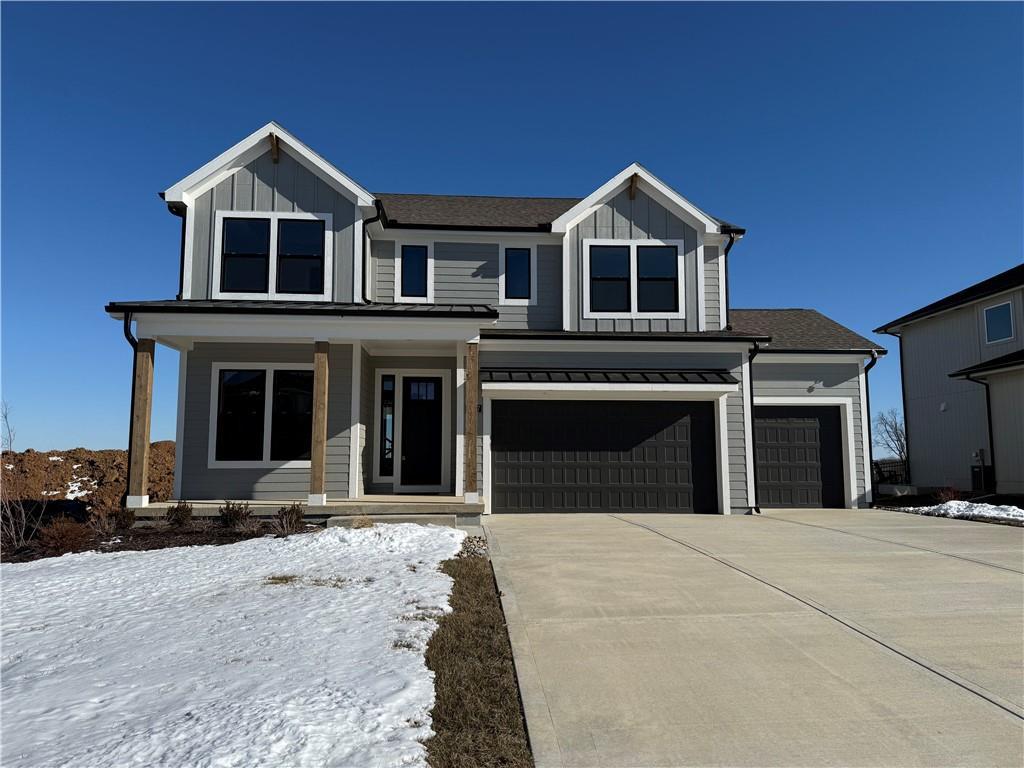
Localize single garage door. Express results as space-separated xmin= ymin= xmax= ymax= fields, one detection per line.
xmin=754 ymin=406 xmax=845 ymax=508
xmin=491 ymin=400 xmax=718 ymax=513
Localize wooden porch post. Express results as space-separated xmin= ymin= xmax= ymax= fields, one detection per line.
xmin=464 ymin=342 xmax=479 ymax=503
xmin=126 ymin=338 xmax=155 ymax=508
xmin=309 ymin=341 xmax=330 ymax=507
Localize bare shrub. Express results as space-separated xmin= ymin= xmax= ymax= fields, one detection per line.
xmin=271 ymin=503 xmax=305 ymax=536
xmin=165 ymin=500 xmax=193 ymax=528
xmin=350 ymin=515 xmax=374 ymax=529
xmin=236 ymin=516 xmax=264 ymax=536
xmin=114 ymin=507 xmax=136 ymax=531
xmin=1 ymin=402 xmax=45 ymax=551
xmin=936 ymin=487 xmax=962 ymax=504
xmin=36 ymin=518 xmax=93 ymax=556
xmin=218 ymin=500 xmax=252 ymax=530
xmin=87 ymin=509 xmax=117 ymax=539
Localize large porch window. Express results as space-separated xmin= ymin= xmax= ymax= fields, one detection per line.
xmin=210 ymin=364 xmax=314 ymax=468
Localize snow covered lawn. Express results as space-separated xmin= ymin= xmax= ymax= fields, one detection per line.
xmin=895 ymin=500 xmax=1024 ymax=524
xmin=1 ymin=524 xmax=465 ymax=768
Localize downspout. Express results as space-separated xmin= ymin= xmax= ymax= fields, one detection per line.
xmin=747 ymin=341 xmax=761 ymax=513
xmin=122 ymin=313 xmax=139 ymax=508
xmin=361 ymin=200 xmax=384 ymax=303
xmin=965 ymin=372 xmax=997 ymax=492
xmin=863 ymin=350 xmax=879 ymax=501
xmin=723 ymin=233 xmax=737 ymax=329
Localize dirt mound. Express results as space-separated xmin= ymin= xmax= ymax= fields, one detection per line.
xmin=2 ymin=442 xmax=176 ymax=514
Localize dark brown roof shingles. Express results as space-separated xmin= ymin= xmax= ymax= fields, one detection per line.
xmin=729 ymin=309 xmax=885 ymax=353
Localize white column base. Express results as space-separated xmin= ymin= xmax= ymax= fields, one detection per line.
xmin=126 ymin=495 xmax=149 ymax=509
xmin=464 ymin=491 xmax=480 ymax=504
xmin=308 ymin=493 xmax=328 ymax=507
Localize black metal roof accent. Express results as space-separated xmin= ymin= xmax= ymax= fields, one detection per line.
xmin=481 ymin=368 xmax=739 ymax=385
xmin=875 ymin=264 xmax=1024 ymax=334
xmin=949 ymin=349 xmax=1024 ymax=379
xmin=105 ymin=299 xmax=499 ymax=319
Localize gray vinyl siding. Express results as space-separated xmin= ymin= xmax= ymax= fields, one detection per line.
xmin=479 ymin=349 xmax=751 ymax=511
xmin=358 ymin=346 xmax=373 ymax=497
xmin=370 ymin=239 xmax=561 ymax=329
xmin=704 ymin=245 xmax=722 ymax=331
xmin=752 ymin=362 xmax=868 ymax=506
xmin=189 ymin=149 xmax=358 ymax=301
xmin=568 ymin=188 xmax=699 ymax=333
xmin=179 ymin=342 xmax=353 ymax=501
xmin=899 ymin=288 xmax=1023 ymax=490
xmin=360 ymin=355 xmax=457 ymax=492
xmin=988 ymin=369 xmax=1024 ymax=495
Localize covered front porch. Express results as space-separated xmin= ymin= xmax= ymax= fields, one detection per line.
xmin=107 ymin=302 xmax=493 ymax=514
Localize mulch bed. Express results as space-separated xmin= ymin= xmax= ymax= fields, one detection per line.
xmin=425 ymin=537 xmax=534 ymax=768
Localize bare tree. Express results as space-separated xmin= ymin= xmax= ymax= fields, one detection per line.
xmin=1 ymin=402 xmax=45 ymax=551
xmin=873 ymin=408 xmax=907 ymax=462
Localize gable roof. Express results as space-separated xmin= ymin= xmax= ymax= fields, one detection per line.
xmin=949 ymin=348 xmax=1024 ymax=379
xmin=875 ymin=263 xmax=1024 ymax=334
xmin=729 ymin=309 xmax=886 ymax=353
xmin=162 ymin=122 xmax=374 ymax=207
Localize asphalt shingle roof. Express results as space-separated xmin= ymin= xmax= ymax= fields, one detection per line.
xmin=729 ymin=309 xmax=886 ymax=353
xmin=374 ymin=192 xmax=742 ymax=232
xmin=875 ymin=264 xmax=1024 ymax=333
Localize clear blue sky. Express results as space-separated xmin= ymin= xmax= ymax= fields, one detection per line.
xmin=3 ymin=2 xmax=1021 ymax=450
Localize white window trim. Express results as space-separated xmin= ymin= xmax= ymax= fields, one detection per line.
xmin=582 ymin=238 xmax=686 ymax=320
xmin=753 ymin=396 xmax=859 ymax=510
xmin=395 ymin=242 xmax=434 ymax=303
xmin=208 ymin=362 xmax=315 ymax=469
xmin=983 ymin=300 xmax=1014 ymax=345
xmin=371 ymin=368 xmax=452 ymax=492
xmin=498 ymin=243 xmax=537 ymax=306
xmin=212 ymin=210 xmax=334 ymax=301
xmin=480 ymin=387 xmax=732 ymax=516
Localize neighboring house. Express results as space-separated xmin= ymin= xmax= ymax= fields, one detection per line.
xmin=106 ymin=122 xmax=885 ymax=515
xmin=876 ymin=264 xmax=1024 ymax=495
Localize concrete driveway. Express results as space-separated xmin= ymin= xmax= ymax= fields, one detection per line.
xmin=484 ymin=509 xmax=1024 ymax=767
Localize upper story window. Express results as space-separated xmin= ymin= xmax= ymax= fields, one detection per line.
xmin=397 ymin=243 xmax=433 ymax=303
xmin=499 ymin=245 xmax=536 ymax=306
xmin=583 ymin=239 xmax=685 ymax=319
xmin=984 ymin=301 xmax=1014 ymax=344
xmin=214 ymin=211 xmax=333 ymax=301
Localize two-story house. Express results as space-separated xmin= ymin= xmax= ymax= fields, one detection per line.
xmin=876 ymin=264 xmax=1024 ymax=495
xmin=107 ymin=122 xmax=885 ymax=516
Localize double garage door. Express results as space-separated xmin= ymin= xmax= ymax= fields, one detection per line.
xmin=491 ymin=400 xmax=719 ymax=514
xmin=490 ymin=400 xmax=847 ymax=513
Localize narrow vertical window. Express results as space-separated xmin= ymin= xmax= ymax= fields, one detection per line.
xmin=269 ymin=370 xmax=314 ymax=461
xmin=276 ymin=219 xmax=325 ymax=294
xmin=401 ymin=245 xmax=428 ymax=299
xmin=221 ymin=219 xmax=270 ymax=293
xmin=589 ymin=245 xmax=631 ymax=312
xmin=379 ymin=375 xmax=395 ymax=476
xmin=215 ymin=369 xmax=266 ymax=461
xmin=504 ymin=247 xmax=531 ymax=300
xmin=636 ymin=245 xmax=679 ymax=312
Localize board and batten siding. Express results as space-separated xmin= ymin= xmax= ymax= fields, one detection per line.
xmin=478 ymin=349 xmax=751 ymax=511
xmin=568 ymin=188 xmax=700 ymax=333
xmin=752 ymin=361 xmax=868 ymax=506
xmin=704 ymin=245 xmax=722 ymax=330
xmin=988 ymin=369 xmax=1024 ymax=495
xmin=900 ymin=288 xmax=1023 ymax=490
xmin=370 ymin=239 xmax=561 ymax=329
xmin=189 ymin=149 xmax=358 ymax=301
xmin=179 ymin=342 xmax=353 ymax=501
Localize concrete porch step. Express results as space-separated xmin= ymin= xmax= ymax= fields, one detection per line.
xmin=318 ymin=503 xmax=484 ymax=516
xmin=326 ymin=514 xmax=479 ymax=528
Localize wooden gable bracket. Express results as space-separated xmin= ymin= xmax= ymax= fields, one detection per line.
xmin=269 ymin=133 xmax=280 ymax=164
xmin=628 ymin=172 xmax=639 ymax=200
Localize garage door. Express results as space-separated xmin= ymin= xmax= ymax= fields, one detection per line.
xmin=491 ymin=400 xmax=718 ymax=513
xmin=754 ymin=406 xmax=845 ymax=508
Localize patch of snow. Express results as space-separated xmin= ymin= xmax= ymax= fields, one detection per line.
xmin=47 ymin=456 xmax=63 ymax=462
xmin=72 ymin=464 xmax=82 ymax=470
xmin=41 ymin=490 xmax=60 ymax=497
xmin=65 ymin=476 xmax=98 ymax=500
xmin=897 ymin=500 xmax=1024 ymax=523
xmin=3 ymin=464 xmax=12 ymax=470
xmin=1 ymin=524 xmax=465 ymax=767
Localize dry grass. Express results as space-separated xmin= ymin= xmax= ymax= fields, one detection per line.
xmin=264 ymin=574 xmax=300 ymax=585
xmin=350 ymin=515 xmax=374 ymax=529
xmin=424 ymin=554 xmax=533 ymax=768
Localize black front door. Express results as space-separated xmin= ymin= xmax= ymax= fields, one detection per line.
xmin=400 ymin=376 xmax=443 ymax=486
